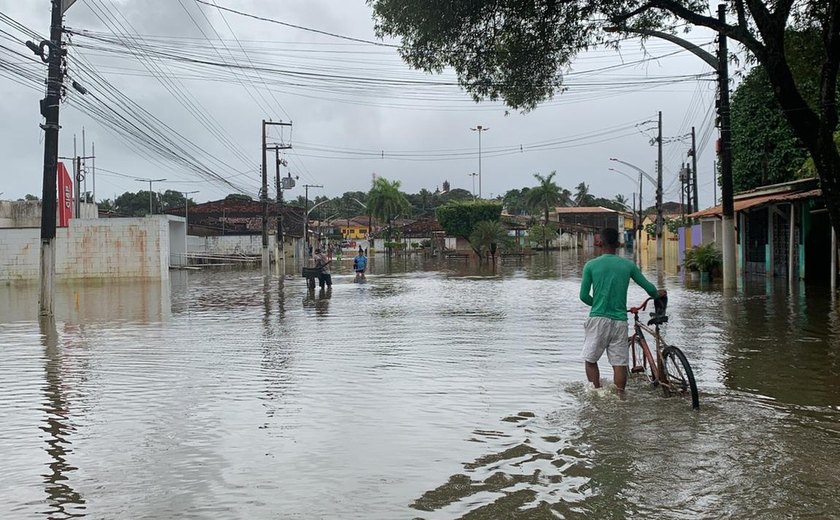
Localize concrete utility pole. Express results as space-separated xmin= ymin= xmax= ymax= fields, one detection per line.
xmin=271 ymin=147 xmax=294 ymax=276
xmin=690 ymin=126 xmax=699 ymax=214
xmin=262 ymin=120 xmax=293 ymax=272
xmin=180 ymin=190 xmax=199 ymax=264
xmin=35 ymin=0 xmax=67 ymax=316
xmin=717 ymin=4 xmax=737 ymax=289
xmin=656 ymin=111 xmax=664 ymax=272
xmin=303 ymin=184 xmax=323 ymax=255
xmin=470 ymin=125 xmax=489 ymax=198
xmin=606 ymin=7 xmax=736 ymax=289
xmin=134 ymin=178 xmax=166 ymax=214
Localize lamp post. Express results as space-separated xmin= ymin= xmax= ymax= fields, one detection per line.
xmin=134 ymin=178 xmax=166 ymax=215
xmin=610 ymin=158 xmax=661 ymax=272
xmin=470 ymin=125 xmax=489 ymax=198
xmin=610 ymin=167 xmax=645 ymax=265
xmin=469 ymin=172 xmax=478 ymax=198
xmin=179 ymin=190 xmax=198 ymax=266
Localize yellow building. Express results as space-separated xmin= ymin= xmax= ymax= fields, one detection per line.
xmin=338 ymin=217 xmax=370 ymax=240
xmin=638 ymin=214 xmax=680 ymax=273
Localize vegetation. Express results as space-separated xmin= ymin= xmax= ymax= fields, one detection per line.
xmin=97 ymin=189 xmax=197 ymax=217
xmin=436 ymin=200 xmax=502 ymax=255
xmin=528 ymin=224 xmax=558 ymax=250
xmin=368 ymin=177 xmax=411 ymax=252
xmin=469 ymin=220 xmax=509 ymax=262
xmin=369 ymin=0 xmax=840 ymax=244
xmin=525 ymin=171 xmax=565 ymax=251
xmin=684 ymin=243 xmax=722 ymax=273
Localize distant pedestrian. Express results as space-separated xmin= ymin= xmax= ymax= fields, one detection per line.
xmin=353 ymin=250 xmax=368 ymax=282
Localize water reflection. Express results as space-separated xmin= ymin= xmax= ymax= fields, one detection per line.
xmin=39 ymin=317 xmax=86 ymax=519
xmin=2 ymin=253 xmax=840 ymax=518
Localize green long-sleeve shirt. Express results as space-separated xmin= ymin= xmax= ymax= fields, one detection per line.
xmin=580 ymin=254 xmax=658 ymax=321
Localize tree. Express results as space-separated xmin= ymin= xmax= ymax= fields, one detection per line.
xmin=470 ymin=220 xmax=509 ymax=262
xmin=370 ymin=0 xmax=840 ymax=240
xmin=24 ymin=194 xmax=40 ymax=201
xmin=573 ymin=182 xmax=594 ymax=207
xmin=368 ymin=177 xmax=411 ymax=252
xmin=525 ymin=172 xmax=563 ymax=251
xmin=442 ymin=180 xmax=450 ymax=192
xmin=528 ymin=224 xmax=558 ymax=250
xmin=436 ymin=200 xmax=503 ymax=255
xmin=614 ymin=194 xmax=629 ymax=208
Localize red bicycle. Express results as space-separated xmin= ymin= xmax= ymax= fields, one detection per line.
xmin=628 ymin=297 xmax=699 ymax=409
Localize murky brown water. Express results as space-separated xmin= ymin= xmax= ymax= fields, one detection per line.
xmin=2 ymin=251 xmax=840 ymax=519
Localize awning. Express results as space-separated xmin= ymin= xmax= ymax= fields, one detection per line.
xmin=689 ymin=189 xmax=822 ymax=219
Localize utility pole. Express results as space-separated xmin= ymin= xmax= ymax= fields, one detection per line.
xmin=690 ymin=126 xmax=699 ymax=214
xmin=718 ymin=4 xmax=737 ymax=290
xmin=134 ymin=178 xmax=166 ymax=214
xmin=180 ymin=190 xmax=199 ymax=265
xmin=35 ymin=0 xmax=67 ymax=316
xmin=303 ymin=184 xmax=323 ymax=256
xmin=680 ymin=162 xmax=686 ymax=224
xmin=471 ymin=125 xmax=489 ymax=198
xmin=262 ymin=120 xmax=293 ymax=272
xmin=656 ymin=111 xmax=664 ymax=272
xmin=271 ymin=147 xmax=294 ymax=276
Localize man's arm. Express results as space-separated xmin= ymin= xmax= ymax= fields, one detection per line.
xmin=630 ymin=265 xmax=659 ymax=298
xmin=579 ymin=264 xmax=593 ymax=306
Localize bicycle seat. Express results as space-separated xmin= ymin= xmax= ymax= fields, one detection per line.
xmin=647 ymin=313 xmax=668 ymax=326
xmin=648 ymin=296 xmax=668 ymax=325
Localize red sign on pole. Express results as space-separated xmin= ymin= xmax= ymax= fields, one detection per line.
xmin=57 ymin=162 xmax=73 ymax=227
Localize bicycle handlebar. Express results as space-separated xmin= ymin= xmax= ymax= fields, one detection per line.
xmin=628 ymin=297 xmax=654 ymax=315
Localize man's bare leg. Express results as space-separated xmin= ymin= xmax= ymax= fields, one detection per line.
xmin=585 ymin=361 xmax=600 ymax=388
xmin=613 ymin=365 xmax=627 ymax=396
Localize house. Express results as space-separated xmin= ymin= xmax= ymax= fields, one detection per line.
xmin=337 ymin=216 xmax=373 ymax=240
xmin=687 ymin=178 xmax=828 ymax=282
xmin=551 ymin=206 xmax=632 ymax=246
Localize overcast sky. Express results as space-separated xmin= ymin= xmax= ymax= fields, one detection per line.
xmin=0 ymin=0 xmax=728 ymax=210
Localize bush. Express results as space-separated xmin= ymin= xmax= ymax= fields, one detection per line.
xmin=685 ymin=243 xmax=721 ymax=273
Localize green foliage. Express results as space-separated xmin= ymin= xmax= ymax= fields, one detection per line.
xmin=684 ymin=243 xmax=721 ymax=273
xmin=526 ymin=171 xmax=566 ymax=223
xmin=573 ymin=182 xmax=595 ymax=207
xmin=368 ymin=177 xmax=411 ymax=248
xmin=225 ymin=193 xmax=253 ymax=202
xmin=469 ymin=220 xmax=509 ymax=259
xmin=436 ymin=200 xmax=502 ymax=240
xmin=528 ymin=224 xmax=558 ymax=248
xmin=24 ymin=194 xmax=39 ymax=201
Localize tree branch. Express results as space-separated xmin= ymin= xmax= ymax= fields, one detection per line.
xmin=819 ymin=0 xmax=840 ymax=131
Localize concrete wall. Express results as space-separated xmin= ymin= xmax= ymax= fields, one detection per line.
xmin=0 ymin=200 xmax=97 ymax=228
xmin=0 ymin=216 xmax=180 ymax=282
xmin=186 ymin=234 xmax=303 ymax=263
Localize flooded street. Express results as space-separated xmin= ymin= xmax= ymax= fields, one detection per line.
xmin=3 ymin=251 xmax=840 ymax=519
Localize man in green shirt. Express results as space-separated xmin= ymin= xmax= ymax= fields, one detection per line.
xmin=579 ymin=228 xmax=665 ymax=393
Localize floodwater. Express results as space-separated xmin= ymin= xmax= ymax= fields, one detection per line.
xmin=2 ymin=251 xmax=840 ymax=519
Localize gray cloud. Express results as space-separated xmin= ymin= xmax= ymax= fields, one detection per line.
xmin=0 ymin=0 xmax=722 ymax=210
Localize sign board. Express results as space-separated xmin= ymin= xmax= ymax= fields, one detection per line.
xmin=57 ymin=162 xmax=73 ymax=226
xmin=61 ymin=0 xmax=77 ymax=14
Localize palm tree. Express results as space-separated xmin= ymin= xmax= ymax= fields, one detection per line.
xmin=470 ymin=220 xmax=508 ymax=262
xmin=367 ymin=177 xmax=411 ymax=255
xmin=614 ymin=194 xmax=629 ymax=209
xmin=574 ymin=182 xmax=591 ymax=206
xmin=526 ymin=171 xmax=562 ymax=251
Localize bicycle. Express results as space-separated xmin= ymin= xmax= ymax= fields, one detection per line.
xmin=628 ymin=296 xmax=699 ymax=409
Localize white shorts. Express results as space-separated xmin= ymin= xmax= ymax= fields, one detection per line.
xmin=582 ymin=317 xmax=629 ymax=366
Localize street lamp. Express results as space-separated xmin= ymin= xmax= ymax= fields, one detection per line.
xmin=469 ymin=172 xmax=478 ymax=198
xmin=470 ymin=125 xmax=489 ymax=198
xmin=610 ymin=158 xmax=663 ymax=272
xmin=134 ymin=178 xmax=166 ymax=215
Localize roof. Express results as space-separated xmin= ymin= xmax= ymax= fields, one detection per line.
xmin=553 ymin=206 xmax=618 ymax=214
xmin=689 ymin=188 xmax=822 ymax=219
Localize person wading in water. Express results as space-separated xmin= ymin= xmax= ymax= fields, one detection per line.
xmin=579 ymin=227 xmax=666 ymax=394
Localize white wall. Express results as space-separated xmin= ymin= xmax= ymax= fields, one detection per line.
xmin=0 ymin=216 xmax=177 ymax=282
xmin=0 ymin=200 xmax=97 ymax=228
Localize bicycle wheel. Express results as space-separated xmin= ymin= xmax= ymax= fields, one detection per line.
xmin=660 ymin=346 xmax=699 ymax=409
xmin=628 ymin=335 xmax=658 ymax=384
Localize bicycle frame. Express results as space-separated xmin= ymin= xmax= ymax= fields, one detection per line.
xmin=629 ymin=298 xmax=669 ymax=389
